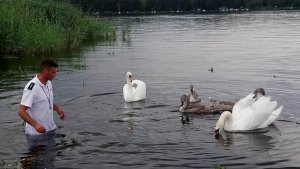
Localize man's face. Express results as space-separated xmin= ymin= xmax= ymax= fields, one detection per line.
xmin=46 ymin=67 xmax=57 ymax=81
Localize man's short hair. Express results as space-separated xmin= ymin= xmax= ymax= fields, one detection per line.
xmin=39 ymin=59 xmax=58 ymax=72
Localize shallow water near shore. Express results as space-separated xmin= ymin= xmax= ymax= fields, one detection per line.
xmin=1 ymin=11 xmax=300 ymax=168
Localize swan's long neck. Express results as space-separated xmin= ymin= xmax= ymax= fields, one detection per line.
xmin=215 ymin=111 xmax=233 ymax=131
xmin=126 ymin=78 xmax=131 ymax=86
xmin=190 ymin=88 xmax=194 ymax=95
xmin=125 ymin=76 xmax=135 ymax=100
xmin=180 ymin=95 xmax=189 ymax=110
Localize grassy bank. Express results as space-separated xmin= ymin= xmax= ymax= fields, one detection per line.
xmin=0 ymin=0 xmax=115 ymax=55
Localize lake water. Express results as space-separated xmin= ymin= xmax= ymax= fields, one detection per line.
xmin=1 ymin=11 xmax=300 ymax=168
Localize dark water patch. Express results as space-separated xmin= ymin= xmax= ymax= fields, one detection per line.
xmin=149 ymin=157 xmax=178 ymax=162
xmin=64 ymin=95 xmax=86 ymax=103
xmin=0 ymin=94 xmax=19 ymax=100
xmin=9 ymin=102 xmax=19 ymax=105
xmin=55 ymin=139 xmax=81 ymax=151
xmin=80 ymin=149 xmax=147 ymax=155
xmin=126 ymin=107 xmax=143 ymax=110
xmin=81 ymin=138 xmax=93 ymax=143
xmin=148 ymin=118 xmax=160 ymax=122
xmin=154 ymin=163 xmax=203 ymax=168
xmin=56 ymin=125 xmax=64 ymax=129
xmin=113 ymin=162 xmax=147 ymax=167
xmin=55 ymin=133 xmax=66 ymax=138
xmin=229 ymin=156 xmax=248 ymax=161
xmin=103 ymin=161 xmax=147 ymax=167
xmin=97 ymin=141 xmax=122 ymax=148
xmin=225 ymin=162 xmax=248 ymax=168
xmin=278 ymin=119 xmax=300 ymax=125
xmin=145 ymin=104 xmax=168 ymax=109
xmin=256 ymin=159 xmax=290 ymax=166
xmin=77 ymin=131 xmax=107 ymax=137
xmin=90 ymin=92 xmax=119 ymax=97
xmin=108 ymin=119 xmax=127 ymax=123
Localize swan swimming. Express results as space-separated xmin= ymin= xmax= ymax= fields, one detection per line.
xmin=123 ymin=72 xmax=146 ymax=102
xmin=215 ymin=89 xmax=283 ymax=138
xmin=179 ymin=94 xmax=234 ymax=114
xmin=188 ymin=85 xmax=201 ymax=103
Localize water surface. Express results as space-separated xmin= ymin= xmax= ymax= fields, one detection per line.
xmin=1 ymin=11 xmax=300 ymax=168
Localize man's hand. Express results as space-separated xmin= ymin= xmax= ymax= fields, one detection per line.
xmin=34 ymin=124 xmax=46 ymax=133
xmin=57 ymin=107 xmax=65 ymax=120
xmin=54 ymin=104 xmax=65 ymax=120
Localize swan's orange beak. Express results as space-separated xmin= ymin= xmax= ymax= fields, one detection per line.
xmin=215 ymin=129 xmax=220 ymax=139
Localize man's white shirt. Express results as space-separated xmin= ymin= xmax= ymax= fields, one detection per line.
xmin=21 ymin=75 xmax=57 ymax=135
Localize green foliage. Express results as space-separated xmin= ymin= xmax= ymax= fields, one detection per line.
xmin=0 ymin=0 xmax=115 ymax=55
xmin=215 ymin=164 xmax=226 ymax=169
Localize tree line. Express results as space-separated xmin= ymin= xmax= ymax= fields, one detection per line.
xmin=68 ymin=0 xmax=300 ymax=14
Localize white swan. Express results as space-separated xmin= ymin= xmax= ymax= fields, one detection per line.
xmin=123 ymin=72 xmax=146 ymax=102
xmin=215 ymin=92 xmax=283 ymax=138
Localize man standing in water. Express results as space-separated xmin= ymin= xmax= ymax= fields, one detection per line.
xmin=19 ymin=59 xmax=65 ymax=147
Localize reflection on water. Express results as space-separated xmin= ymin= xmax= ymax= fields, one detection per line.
xmin=217 ymin=131 xmax=274 ymax=150
xmin=17 ymin=132 xmax=79 ymax=169
xmin=20 ymin=145 xmax=56 ymax=169
xmin=2 ymin=11 xmax=300 ymax=168
xmin=123 ymin=100 xmax=146 ymax=130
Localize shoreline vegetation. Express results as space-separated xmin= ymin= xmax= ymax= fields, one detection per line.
xmin=0 ymin=0 xmax=116 ymax=56
xmin=1 ymin=0 xmax=299 ymax=56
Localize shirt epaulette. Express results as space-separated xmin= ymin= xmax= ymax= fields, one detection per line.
xmin=28 ymin=82 xmax=35 ymax=90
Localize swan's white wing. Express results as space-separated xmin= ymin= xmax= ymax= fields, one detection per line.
xmin=259 ymin=105 xmax=283 ymax=128
xmin=132 ymin=80 xmax=146 ymax=101
xmin=232 ymin=93 xmax=255 ymax=130
xmin=236 ymin=93 xmax=255 ymax=108
xmin=248 ymin=96 xmax=277 ymax=129
xmin=232 ymin=93 xmax=255 ymax=117
xmin=123 ymin=83 xmax=133 ymax=102
xmin=232 ymin=95 xmax=280 ymax=131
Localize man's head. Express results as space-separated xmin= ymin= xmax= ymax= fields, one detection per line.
xmin=39 ymin=59 xmax=58 ymax=81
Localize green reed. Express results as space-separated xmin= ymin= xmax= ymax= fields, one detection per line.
xmin=214 ymin=164 xmax=226 ymax=169
xmin=0 ymin=0 xmax=115 ymax=55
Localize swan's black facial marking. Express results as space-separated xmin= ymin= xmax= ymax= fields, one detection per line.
xmin=128 ymin=74 xmax=133 ymax=82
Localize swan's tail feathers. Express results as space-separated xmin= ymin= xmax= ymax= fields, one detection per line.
xmin=260 ymin=105 xmax=283 ymax=128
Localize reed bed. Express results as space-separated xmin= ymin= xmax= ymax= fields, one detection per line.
xmin=0 ymin=0 xmax=115 ymax=55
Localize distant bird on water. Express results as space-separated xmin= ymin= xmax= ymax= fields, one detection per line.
xmin=208 ymin=67 xmax=214 ymax=72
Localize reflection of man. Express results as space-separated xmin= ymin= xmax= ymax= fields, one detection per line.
xmin=18 ymin=59 xmax=65 ymax=147
xmin=20 ymin=131 xmax=56 ymax=168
